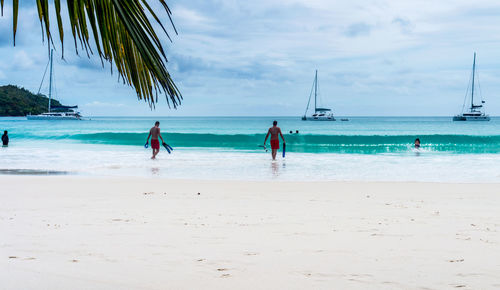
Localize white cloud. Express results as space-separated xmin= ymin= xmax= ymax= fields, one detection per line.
xmin=12 ymin=50 xmax=34 ymax=69
xmin=175 ymin=7 xmax=213 ymax=27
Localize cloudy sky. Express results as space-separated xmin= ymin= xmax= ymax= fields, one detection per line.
xmin=1 ymin=0 xmax=500 ymax=116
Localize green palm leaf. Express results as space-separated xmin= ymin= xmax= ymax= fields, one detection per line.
xmin=1 ymin=0 xmax=181 ymax=108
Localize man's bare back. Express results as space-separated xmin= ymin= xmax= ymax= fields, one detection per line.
xmin=267 ymin=126 xmax=281 ymax=140
xmin=150 ymin=126 xmax=160 ymax=140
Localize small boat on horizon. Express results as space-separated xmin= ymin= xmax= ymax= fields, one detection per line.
xmin=453 ymin=52 xmax=490 ymax=121
xmin=27 ymin=49 xmax=83 ymax=120
xmin=301 ymin=70 xmax=335 ymax=121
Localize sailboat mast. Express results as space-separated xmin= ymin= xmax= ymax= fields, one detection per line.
xmin=48 ymin=49 xmax=53 ymax=112
xmin=314 ymin=70 xmax=318 ymax=112
xmin=471 ymin=52 xmax=476 ymax=111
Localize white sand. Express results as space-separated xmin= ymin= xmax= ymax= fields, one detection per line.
xmin=1 ymin=176 xmax=499 ymax=289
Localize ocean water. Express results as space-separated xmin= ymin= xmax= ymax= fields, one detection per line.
xmin=1 ymin=116 xmax=499 ymax=182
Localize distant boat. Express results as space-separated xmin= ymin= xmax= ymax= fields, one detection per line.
xmin=302 ymin=70 xmax=335 ymax=121
xmin=453 ymin=52 xmax=490 ymax=121
xmin=27 ymin=49 xmax=83 ymax=120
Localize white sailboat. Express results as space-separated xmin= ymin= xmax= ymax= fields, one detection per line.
xmin=302 ymin=70 xmax=335 ymax=121
xmin=453 ymin=52 xmax=490 ymax=121
xmin=27 ymin=49 xmax=83 ymax=120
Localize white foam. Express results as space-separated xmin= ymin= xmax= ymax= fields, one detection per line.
xmin=1 ymin=142 xmax=499 ymax=182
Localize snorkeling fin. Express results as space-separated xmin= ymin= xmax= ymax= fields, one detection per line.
xmin=163 ymin=142 xmax=171 ymax=154
xmin=144 ymin=142 xmax=149 ymax=149
xmin=282 ymin=143 xmax=286 ymax=158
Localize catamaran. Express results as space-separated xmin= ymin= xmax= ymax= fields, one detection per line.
xmin=453 ymin=52 xmax=490 ymax=121
xmin=302 ymin=70 xmax=335 ymax=121
xmin=27 ymin=49 xmax=83 ymax=120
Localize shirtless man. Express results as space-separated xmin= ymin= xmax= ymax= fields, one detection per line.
xmin=146 ymin=121 xmax=165 ymax=159
xmin=264 ymin=120 xmax=285 ymax=160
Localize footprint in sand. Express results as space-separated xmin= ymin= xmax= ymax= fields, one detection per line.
xmin=217 ymin=268 xmax=231 ymax=278
xmin=143 ymin=192 xmax=154 ymax=195
xmin=244 ymin=252 xmax=258 ymax=256
xmin=71 ymin=259 xmax=79 ymax=263
xmin=448 ymin=259 xmax=464 ymax=263
xmin=8 ymin=256 xmax=17 ymax=259
xmin=111 ymin=219 xmax=130 ymax=222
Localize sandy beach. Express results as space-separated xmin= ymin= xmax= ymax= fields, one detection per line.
xmin=1 ymin=176 xmax=499 ymax=289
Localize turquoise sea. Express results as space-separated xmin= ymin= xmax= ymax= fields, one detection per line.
xmin=1 ymin=116 xmax=499 ymax=182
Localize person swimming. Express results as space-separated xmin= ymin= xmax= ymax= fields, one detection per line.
xmin=414 ymin=138 xmax=421 ymax=149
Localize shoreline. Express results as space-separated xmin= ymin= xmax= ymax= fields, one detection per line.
xmin=1 ymin=171 xmax=500 ymax=184
xmin=2 ymin=176 xmax=500 ymax=289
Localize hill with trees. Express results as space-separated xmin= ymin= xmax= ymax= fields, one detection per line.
xmin=0 ymin=85 xmax=63 ymax=116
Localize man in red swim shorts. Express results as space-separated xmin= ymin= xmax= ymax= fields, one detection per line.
xmin=146 ymin=121 xmax=165 ymax=159
xmin=264 ymin=120 xmax=285 ymax=160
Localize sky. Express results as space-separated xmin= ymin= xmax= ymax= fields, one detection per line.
xmin=1 ymin=0 xmax=500 ymax=116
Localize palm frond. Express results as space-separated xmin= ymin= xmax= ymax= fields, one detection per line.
xmin=1 ymin=0 xmax=182 ymax=108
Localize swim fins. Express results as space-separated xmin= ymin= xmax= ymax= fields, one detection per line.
xmin=167 ymin=144 xmax=174 ymax=151
xmin=163 ymin=142 xmax=171 ymax=154
xmin=282 ymin=143 xmax=286 ymax=158
xmin=144 ymin=142 xmax=149 ymax=149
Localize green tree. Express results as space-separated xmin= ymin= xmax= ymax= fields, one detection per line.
xmin=0 ymin=85 xmax=64 ymax=116
xmin=1 ymin=1 xmax=181 ymax=108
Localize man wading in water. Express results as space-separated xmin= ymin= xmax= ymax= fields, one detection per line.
xmin=264 ymin=120 xmax=285 ymax=160
xmin=146 ymin=121 xmax=165 ymax=159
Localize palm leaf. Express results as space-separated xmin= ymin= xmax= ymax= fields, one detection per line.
xmin=1 ymin=0 xmax=181 ymax=108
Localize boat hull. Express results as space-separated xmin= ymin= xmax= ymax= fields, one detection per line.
xmin=27 ymin=115 xmax=82 ymax=120
xmin=453 ymin=115 xmax=490 ymax=121
xmin=302 ymin=117 xmax=336 ymax=121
